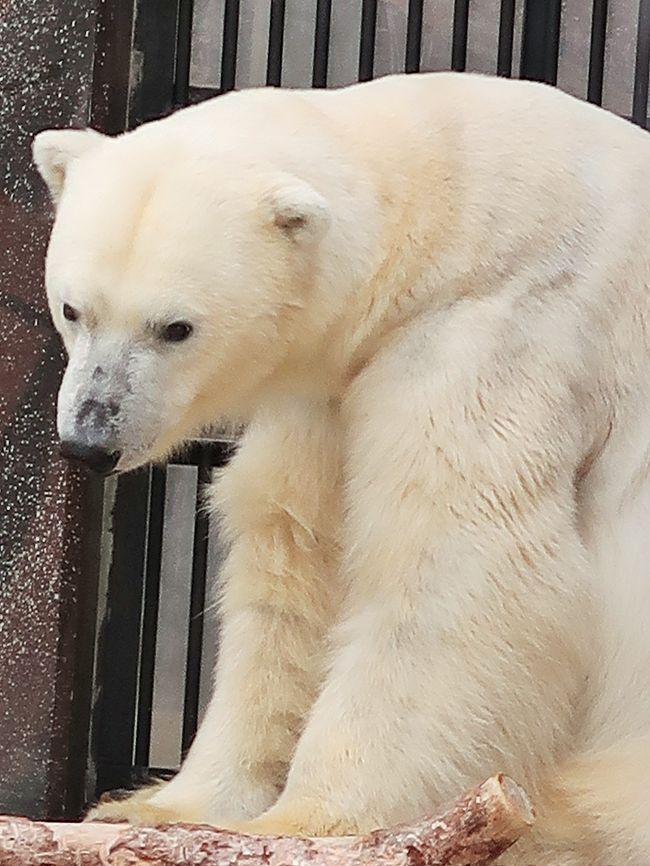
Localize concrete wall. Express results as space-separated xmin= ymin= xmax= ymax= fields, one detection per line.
xmin=0 ymin=0 xmax=102 ymax=819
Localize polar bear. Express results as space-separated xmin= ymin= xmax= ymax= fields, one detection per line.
xmin=33 ymin=72 xmax=650 ymax=865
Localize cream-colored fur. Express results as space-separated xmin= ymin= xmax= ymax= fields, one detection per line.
xmin=34 ymin=73 xmax=650 ymax=864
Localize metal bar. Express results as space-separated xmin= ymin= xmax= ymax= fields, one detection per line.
xmin=60 ymin=474 xmax=106 ymax=817
xmin=267 ymin=0 xmax=286 ymax=86
xmin=92 ymin=471 xmax=150 ymax=796
xmin=588 ymin=0 xmax=608 ymax=103
xmin=220 ymin=0 xmax=240 ymax=93
xmin=405 ymin=0 xmax=424 ymax=73
xmin=497 ymin=0 xmax=516 ymax=77
xmin=358 ymin=0 xmax=378 ymax=82
xmin=312 ymin=0 xmax=332 ymax=87
xmin=128 ymin=0 xmax=181 ymax=126
xmin=134 ymin=467 xmax=167 ymax=769
xmin=633 ymin=0 xmax=650 ymax=126
xmin=181 ymin=450 xmax=213 ymax=753
xmin=520 ymin=0 xmax=562 ymax=84
xmin=173 ymin=0 xmax=194 ymax=106
xmin=451 ymin=0 xmax=470 ymax=72
xmin=521 ymin=0 xmax=547 ymax=80
xmin=90 ymin=0 xmax=135 ymax=133
xmin=544 ymin=0 xmax=562 ymax=85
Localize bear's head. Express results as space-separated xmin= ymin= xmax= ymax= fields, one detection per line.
xmin=32 ymin=122 xmax=348 ymax=474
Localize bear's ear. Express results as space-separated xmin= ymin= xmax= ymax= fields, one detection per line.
xmin=32 ymin=128 xmax=104 ymax=205
xmin=265 ymin=177 xmax=331 ymax=242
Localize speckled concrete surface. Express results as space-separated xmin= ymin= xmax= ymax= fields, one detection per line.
xmin=0 ymin=0 xmax=101 ymax=818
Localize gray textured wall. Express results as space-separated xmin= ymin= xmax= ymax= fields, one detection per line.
xmin=0 ymin=0 xmax=101 ymax=819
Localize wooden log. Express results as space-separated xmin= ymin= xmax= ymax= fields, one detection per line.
xmin=0 ymin=774 xmax=534 ymax=866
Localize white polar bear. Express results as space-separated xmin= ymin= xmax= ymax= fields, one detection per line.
xmin=33 ymin=72 xmax=650 ymax=865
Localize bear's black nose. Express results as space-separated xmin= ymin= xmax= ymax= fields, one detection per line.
xmin=59 ymin=441 xmax=121 ymax=475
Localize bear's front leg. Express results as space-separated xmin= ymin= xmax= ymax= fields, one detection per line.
xmin=234 ymin=318 xmax=595 ymax=838
xmin=88 ymin=402 xmax=342 ymax=826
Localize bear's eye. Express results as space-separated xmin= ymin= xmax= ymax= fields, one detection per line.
xmin=63 ymin=303 xmax=79 ymax=322
xmin=161 ymin=321 xmax=193 ymax=343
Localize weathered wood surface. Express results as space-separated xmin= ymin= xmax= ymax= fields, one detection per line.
xmin=0 ymin=774 xmax=534 ymax=866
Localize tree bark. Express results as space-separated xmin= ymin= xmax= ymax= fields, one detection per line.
xmin=0 ymin=774 xmax=534 ymax=866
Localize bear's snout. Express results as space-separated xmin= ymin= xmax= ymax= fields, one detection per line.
xmin=59 ymin=440 xmax=121 ymax=475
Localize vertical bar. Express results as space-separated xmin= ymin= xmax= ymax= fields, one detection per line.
xmin=173 ymin=0 xmax=194 ymax=106
xmin=633 ymin=0 xmax=650 ymax=126
xmin=92 ymin=471 xmax=150 ymax=795
xmin=544 ymin=0 xmax=561 ymax=84
xmin=128 ymin=0 xmax=181 ymax=126
xmin=521 ymin=0 xmax=547 ymax=80
xmin=588 ymin=0 xmax=608 ymax=103
xmin=312 ymin=0 xmax=332 ymax=87
xmin=405 ymin=0 xmax=424 ymax=73
xmin=134 ymin=467 xmax=167 ymax=769
xmin=520 ymin=0 xmax=562 ymax=84
xmin=220 ymin=0 xmax=240 ymax=93
xmin=451 ymin=0 xmax=470 ymax=72
xmin=267 ymin=0 xmax=286 ymax=86
xmin=181 ymin=450 xmax=212 ymax=753
xmin=61 ymin=475 xmax=106 ymax=817
xmin=90 ymin=0 xmax=135 ymax=133
xmin=358 ymin=0 xmax=378 ymax=82
xmin=497 ymin=0 xmax=516 ymax=77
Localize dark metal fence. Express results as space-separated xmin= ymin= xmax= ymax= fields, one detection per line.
xmin=122 ymin=0 xmax=650 ymax=127
xmin=91 ymin=442 xmax=233 ymax=797
xmin=85 ymin=0 xmax=650 ymax=808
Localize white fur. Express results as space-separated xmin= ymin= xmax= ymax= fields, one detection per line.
xmin=33 ymin=128 xmax=103 ymax=203
xmin=35 ymin=73 xmax=650 ymax=864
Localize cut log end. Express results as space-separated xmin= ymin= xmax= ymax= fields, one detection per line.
xmin=496 ymin=774 xmax=535 ymax=827
xmin=0 ymin=774 xmax=535 ymax=866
